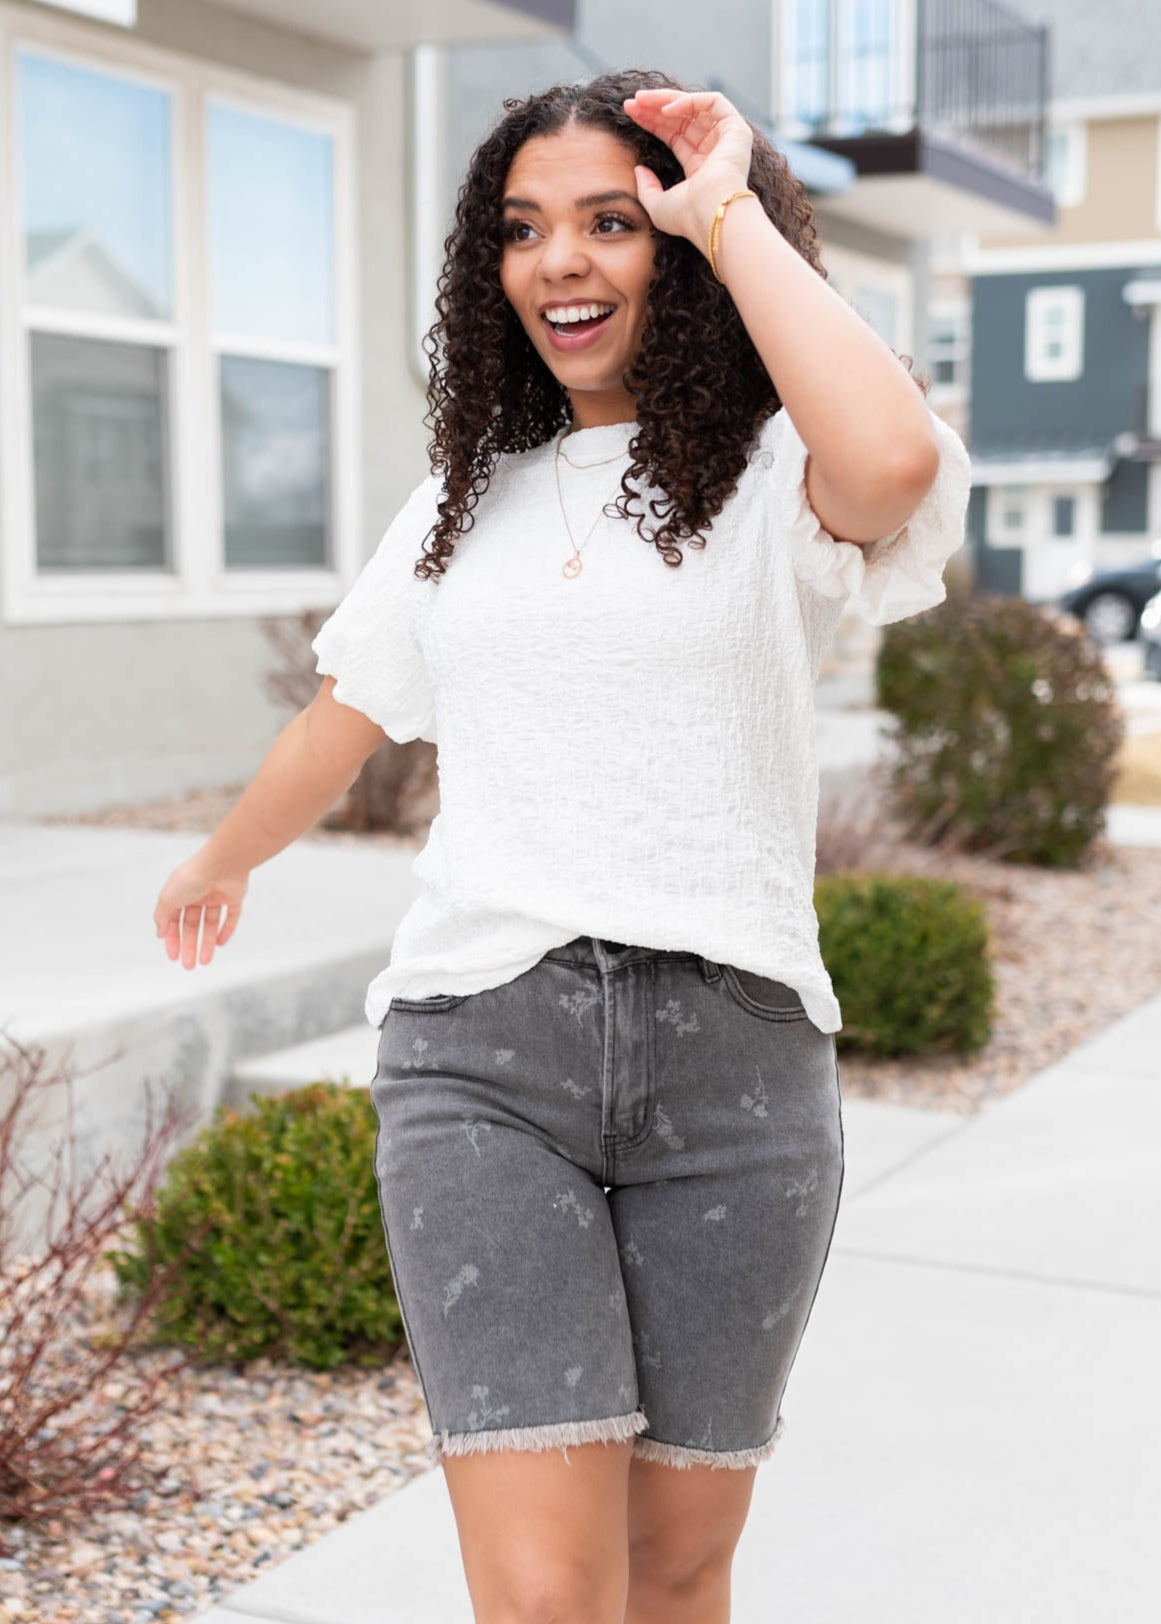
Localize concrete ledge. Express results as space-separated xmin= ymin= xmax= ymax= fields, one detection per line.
xmin=0 ymin=824 xmax=418 ymax=1253
xmin=227 ymin=1023 xmax=379 ymax=1110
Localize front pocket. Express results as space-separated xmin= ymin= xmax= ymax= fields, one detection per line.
xmin=719 ymin=964 xmax=807 ymax=1021
xmin=387 ymin=991 xmax=470 ymax=1013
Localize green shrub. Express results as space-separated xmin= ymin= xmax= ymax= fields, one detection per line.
xmin=815 ymin=871 xmax=994 ymax=1056
xmin=875 ymin=591 xmax=1124 ymax=867
xmin=105 ymin=1082 xmax=401 ymax=1370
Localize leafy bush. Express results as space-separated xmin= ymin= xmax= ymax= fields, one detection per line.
xmin=106 ymin=1082 xmax=401 ymax=1371
xmin=875 ymin=591 xmax=1124 ymax=867
xmin=815 ymin=871 xmax=994 ymax=1056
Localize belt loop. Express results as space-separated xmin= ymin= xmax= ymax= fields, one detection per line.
xmin=698 ymin=956 xmax=722 ymax=984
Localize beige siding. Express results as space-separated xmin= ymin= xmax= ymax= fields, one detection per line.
xmin=980 ymin=115 xmax=1161 ymax=250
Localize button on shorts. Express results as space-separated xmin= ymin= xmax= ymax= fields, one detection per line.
xmin=369 ymin=936 xmax=845 ymax=1470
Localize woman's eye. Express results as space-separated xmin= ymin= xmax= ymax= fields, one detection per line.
xmin=502 ymin=213 xmax=634 ymax=242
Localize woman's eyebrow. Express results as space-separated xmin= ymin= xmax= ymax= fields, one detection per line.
xmin=501 ymin=189 xmax=642 ymax=212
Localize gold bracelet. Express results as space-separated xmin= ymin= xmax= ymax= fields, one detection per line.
xmin=707 ymin=188 xmax=759 ymax=283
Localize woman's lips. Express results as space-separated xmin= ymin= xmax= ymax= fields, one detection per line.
xmin=541 ymin=308 xmax=615 ymax=351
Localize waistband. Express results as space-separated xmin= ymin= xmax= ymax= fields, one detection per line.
xmin=541 ymin=935 xmax=722 ymax=981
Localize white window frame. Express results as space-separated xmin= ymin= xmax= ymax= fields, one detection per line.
xmin=0 ymin=2 xmax=359 ymax=625
xmin=1043 ymin=119 xmax=1087 ymax=209
xmin=988 ymin=484 xmax=1031 ymax=542
xmin=1025 ymin=285 xmax=1085 ymax=382
xmin=927 ymin=296 xmax=971 ymax=400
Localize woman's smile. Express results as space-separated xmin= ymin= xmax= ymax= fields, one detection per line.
xmin=540 ymin=305 xmax=618 ymax=350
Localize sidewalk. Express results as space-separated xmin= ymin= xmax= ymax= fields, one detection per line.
xmin=194 ymin=993 xmax=1161 ymax=1624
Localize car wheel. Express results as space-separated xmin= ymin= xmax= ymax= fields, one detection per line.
xmin=1082 ymin=591 xmax=1138 ymax=643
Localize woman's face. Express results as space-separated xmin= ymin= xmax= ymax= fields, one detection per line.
xmin=499 ymin=123 xmax=658 ymax=429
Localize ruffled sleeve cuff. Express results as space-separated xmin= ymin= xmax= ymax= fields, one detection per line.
xmin=774 ymin=403 xmax=973 ymax=626
xmin=311 ymin=474 xmax=440 ymax=744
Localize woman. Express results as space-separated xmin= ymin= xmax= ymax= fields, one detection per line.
xmin=155 ymin=68 xmax=971 ymax=1624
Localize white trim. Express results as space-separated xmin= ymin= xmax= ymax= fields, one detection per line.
xmin=26 ymin=0 xmax=135 ymax=27
xmin=965 ymin=239 xmax=1161 ymax=275
xmin=973 ymin=456 xmax=1112 ymax=486
xmin=1149 ymin=304 xmax=1161 ymax=441
xmin=23 ymin=306 xmax=179 ymax=345
xmin=1156 ymin=117 xmax=1161 ymax=235
xmin=210 ymin=333 xmax=341 ymax=367
xmin=410 ymin=44 xmax=444 ymax=391
xmin=0 ymin=2 xmax=359 ymax=625
xmin=1049 ymin=93 xmax=1161 ymax=123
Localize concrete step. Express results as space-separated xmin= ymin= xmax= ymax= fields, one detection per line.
xmin=0 ymin=822 xmax=420 ymax=1256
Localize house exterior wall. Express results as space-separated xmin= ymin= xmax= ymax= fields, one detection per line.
xmin=1 ymin=0 xmax=429 ymax=816
xmin=980 ymin=115 xmax=1160 ymax=250
xmin=970 ymin=266 xmax=1154 ymax=456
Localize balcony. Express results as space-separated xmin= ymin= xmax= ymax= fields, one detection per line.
xmin=774 ymin=0 xmax=1056 ymax=239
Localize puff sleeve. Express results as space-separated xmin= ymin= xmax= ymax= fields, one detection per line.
xmin=771 ymin=403 xmax=973 ymax=626
xmin=311 ymin=473 xmax=439 ymax=743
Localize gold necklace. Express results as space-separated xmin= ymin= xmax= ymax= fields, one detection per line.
xmin=553 ymin=429 xmax=627 ymax=578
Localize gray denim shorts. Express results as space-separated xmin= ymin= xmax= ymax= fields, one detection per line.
xmin=370 ymin=936 xmax=845 ymax=1471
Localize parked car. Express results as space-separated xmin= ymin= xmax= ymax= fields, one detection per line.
xmin=1141 ymin=589 xmax=1161 ymax=679
xmin=1057 ymin=548 xmax=1161 ymax=643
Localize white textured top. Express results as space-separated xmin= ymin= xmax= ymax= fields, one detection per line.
xmin=312 ymin=404 xmax=972 ymax=1033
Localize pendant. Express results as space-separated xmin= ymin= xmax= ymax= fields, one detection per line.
xmin=563 ymin=555 xmax=582 ymax=578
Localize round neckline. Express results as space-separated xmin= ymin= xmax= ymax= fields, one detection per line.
xmin=555 ymin=418 xmax=637 ymax=460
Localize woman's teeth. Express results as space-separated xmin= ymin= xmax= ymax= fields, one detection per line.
xmin=544 ymin=304 xmax=615 ymax=331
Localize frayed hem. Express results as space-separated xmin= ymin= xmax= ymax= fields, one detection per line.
xmin=631 ymin=1414 xmax=785 ymax=1470
xmin=428 ymin=1408 xmax=650 ymax=1467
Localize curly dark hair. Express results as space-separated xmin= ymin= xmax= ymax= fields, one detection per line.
xmin=414 ymin=65 xmax=927 ymax=581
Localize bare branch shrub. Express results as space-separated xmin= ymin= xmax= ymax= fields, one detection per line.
xmin=0 ymin=1031 xmax=210 ymax=1551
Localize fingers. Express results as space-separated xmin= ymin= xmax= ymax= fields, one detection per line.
xmin=626 ymin=87 xmax=722 ymax=125
xmin=624 ymin=89 xmax=727 ymax=154
xmin=155 ymin=900 xmax=233 ymax=968
xmin=181 ymin=905 xmax=201 ymax=970
xmin=217 ymin=901 xmax=239 ymax=949
xmin=198 ymin=902 xmax=224 ymax=966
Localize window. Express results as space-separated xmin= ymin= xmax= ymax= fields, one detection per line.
xmin=17 ymin=49 xmax=174 ymax=571
xmin=207 ymin=100 xmax=336 ymax=570
xmin=1043 ymin=122 xmax=1087 ymax=209
xmin=928 ymin=301 xmax=971 ymax=391
xmin=1052 ymin=494 xmax=1075 ymax=537
xmin=1 ymin=15 xmax=355 ymax=625
xmin=994 ymin=486 xmax=1029 ymax=540
xmin=787 ymin=0 xmax=896 ymax=134
xmin=1025 ymin=286 xmax=1084 ymax=382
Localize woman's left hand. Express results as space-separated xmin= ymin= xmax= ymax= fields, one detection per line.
xmin=623 ymin=87 xmax=754 ymax=250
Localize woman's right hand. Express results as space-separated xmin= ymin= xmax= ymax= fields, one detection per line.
xmin=154 ymin=851 xmax=249 ymax=970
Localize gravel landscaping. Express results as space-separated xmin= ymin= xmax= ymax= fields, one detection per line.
xmin=0 ymin=1263 xmax=433 ymax=1623
xmin=9 ymin=766 xmax=1161 ymax=1621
